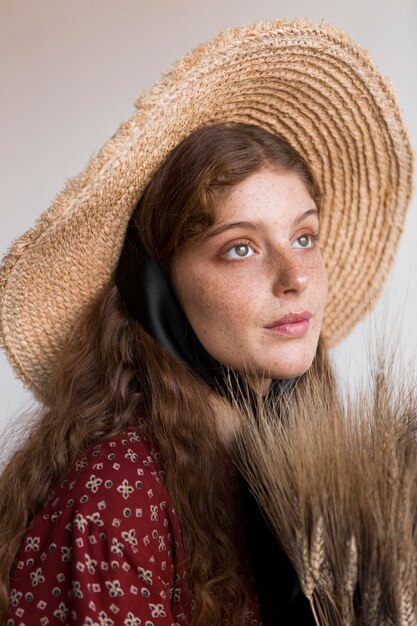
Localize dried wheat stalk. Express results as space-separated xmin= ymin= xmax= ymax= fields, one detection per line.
xmin=230 ymin=346 xmax=417 ymax=626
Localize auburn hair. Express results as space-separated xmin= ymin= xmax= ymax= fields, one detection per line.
xmin=0 ymin=122 xmax=331 ymax=624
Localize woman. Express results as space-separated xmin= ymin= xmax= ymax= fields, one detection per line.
xmin=0 ymin=19 xmax=413 ymax=626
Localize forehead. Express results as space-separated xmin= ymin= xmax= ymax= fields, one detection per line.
xmin=213 ymin=168 xmax=315 ymax=224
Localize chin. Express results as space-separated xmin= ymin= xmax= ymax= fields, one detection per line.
xmin=274 ymin=364 xmax=312 ymax=379
xmin=262 ymin=345 xmax=317 ymax=380
xmin=216 ymin=339 xmax=320 ymax=382
xmin=235 ymin=356 xmax=314 ymax=386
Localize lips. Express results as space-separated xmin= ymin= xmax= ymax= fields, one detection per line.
xmin=265 ymin=311 xmax=312 ymax=328
xmin=264 ymin=311 xmax=312 ymax=338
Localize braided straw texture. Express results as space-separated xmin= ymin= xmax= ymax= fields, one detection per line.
xmin=0 ymin=17 xmax=415 ymax=397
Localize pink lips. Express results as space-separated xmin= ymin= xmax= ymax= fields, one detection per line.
xmin=264 ymin=311 xmax=312 ymax=337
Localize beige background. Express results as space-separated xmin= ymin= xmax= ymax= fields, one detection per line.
xmin=1 ymin=0 xmax=416 ymax=437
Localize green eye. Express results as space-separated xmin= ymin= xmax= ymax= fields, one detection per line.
xmin=223 ymin=243 xmax=255 ymax=260
xmin=235 ymin=244 xmax=251 ymax=256
xmin=292 ymin=233 xmax=317 ymax=249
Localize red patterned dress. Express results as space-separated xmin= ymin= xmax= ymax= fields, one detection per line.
xmin=6 ymin=428 xmax=262 ymax=626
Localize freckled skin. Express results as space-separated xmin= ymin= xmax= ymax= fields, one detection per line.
xmin=171 ymin=168 xmax=329 ymax=391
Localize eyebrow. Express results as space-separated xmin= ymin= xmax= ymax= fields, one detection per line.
xmin=204 ymin=207 xmax=319 ymax=240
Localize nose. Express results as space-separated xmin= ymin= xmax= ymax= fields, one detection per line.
xmin=271 ymin=249 xmax=309 ymax=296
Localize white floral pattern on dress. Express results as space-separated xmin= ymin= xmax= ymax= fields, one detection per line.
xmin=7 ymin=429 xmax=262 ymax=626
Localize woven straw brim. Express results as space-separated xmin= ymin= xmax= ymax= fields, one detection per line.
xmin=0 ymin=18 xmax=415 ymax=398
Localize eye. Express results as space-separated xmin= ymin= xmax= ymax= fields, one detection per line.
xmin=292 ymin=233 xmax=318 ymax=249
xmin=222 ymin=242 xmax=256 ymax=260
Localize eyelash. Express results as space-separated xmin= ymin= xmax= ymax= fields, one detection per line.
xmin=223 ymin=238 xmax=254 ymax=256
xmin=222 ymin=231 xmax=320 ymax=259
xmin=294 ymin=232 xmax=320 ymax=248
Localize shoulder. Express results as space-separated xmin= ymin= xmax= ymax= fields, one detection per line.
xmin=68 ymin=427 xmax=164 ymax=488
xmin=70 ymin=429 xmax=176 ymax=544
xmin=41 ymin=428 xmax=178 ymax=545
xmin=13 ymin=428 xmax=182 ymax=568
xmin=8 ymin=429 xmax=189 ymax=625
xmin=10 ymin=428 xmax=184 ymax=589
xmin=64 ymin=428 xmax=166 ymax=507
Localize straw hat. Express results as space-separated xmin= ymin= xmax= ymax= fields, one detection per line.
xmin=0 ymin=18 xmax=414 ymax=398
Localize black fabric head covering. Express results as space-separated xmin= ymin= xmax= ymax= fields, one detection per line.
xmin=115 ymin=217 xmax=227 ymax=393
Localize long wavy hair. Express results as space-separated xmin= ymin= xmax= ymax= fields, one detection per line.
xmin=0 ymin=121 xmax=332 ymax=624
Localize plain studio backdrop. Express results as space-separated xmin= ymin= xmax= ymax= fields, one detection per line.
xmin=0 ymin=0 xmax=416 ymax=446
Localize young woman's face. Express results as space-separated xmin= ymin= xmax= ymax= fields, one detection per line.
xmin=171 ymin=167 xmax=328 ymax=392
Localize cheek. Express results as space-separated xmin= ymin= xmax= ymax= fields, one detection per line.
xmin=183 ymin=271 xmax=238 ymax=323
xmin=177 ymin=265 xmax=253 ymax=339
